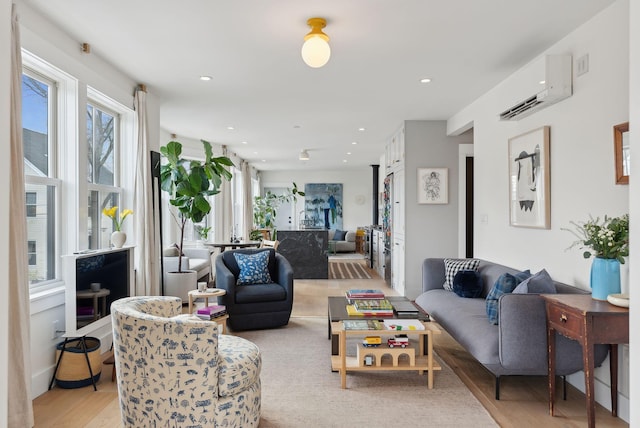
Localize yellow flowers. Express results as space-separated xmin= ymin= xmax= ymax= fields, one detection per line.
xmin=102 ymin=206 xmax=133 ymax=231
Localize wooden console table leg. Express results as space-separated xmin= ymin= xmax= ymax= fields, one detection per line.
xmin=582 ymin=336 xmax=596 ymax=428
xmin=548 ymin=327 xmax=556 ymax=416
xmin=610 ymin=344 xmax=618 ymax=417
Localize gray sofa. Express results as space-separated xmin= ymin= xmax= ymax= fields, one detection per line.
xmin=415 ymin=258 xmax=609 ymax=399
xmin=328 ymin=230 xmax=357 ymax=253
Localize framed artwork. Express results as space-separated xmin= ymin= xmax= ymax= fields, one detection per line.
xmin=508 ymin=126 xmax=550 ymax=229
xmin=417 ymin=168 xmax=448 ymax=204
xmin=303 ymin=183 xmax=343 ymax=229
xmin=613 ymin=122 xmax=629 ymax=184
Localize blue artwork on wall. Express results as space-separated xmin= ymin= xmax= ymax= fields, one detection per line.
xmin=303 ymin=183 xmax=343 ymax=230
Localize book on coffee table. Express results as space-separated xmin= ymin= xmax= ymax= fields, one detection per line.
xmin=345 ymin=289 xmax=385 ymax=299
xmin=343 ymin=320 xmax=383 ymax=330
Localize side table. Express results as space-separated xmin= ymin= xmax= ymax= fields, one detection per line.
xmin=76 ymin=288 xmax=111 ymax=321
xmin=188 ymin=289 xmax=228 ymax=334
xmin=541 ymin=294 xmax=629 ymax=428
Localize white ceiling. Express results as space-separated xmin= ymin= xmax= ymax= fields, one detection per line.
xmin=22 ymin=0 xmax=615 ymax=171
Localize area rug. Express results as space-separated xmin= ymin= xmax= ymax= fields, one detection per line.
xmin=235 ymin=317 xmax=497 ymax=427
xmin=329 ymin=260 xmax=373 ymax=279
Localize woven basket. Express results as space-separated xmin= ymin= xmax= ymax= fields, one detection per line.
xmin=55 ymin=337 xmax=102 ymax=388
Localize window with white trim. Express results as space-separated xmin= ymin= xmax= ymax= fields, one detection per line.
xmin=22 ymin=70 xmax=59 ymax=287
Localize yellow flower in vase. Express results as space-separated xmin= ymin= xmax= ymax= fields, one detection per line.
xmin=102 ymin=206 xmax=133 ymax=231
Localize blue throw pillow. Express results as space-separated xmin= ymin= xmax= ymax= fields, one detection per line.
xmin=333 ymin=229 xmax=347 ymax=241
xmin=443 ymin=258 xmax=480 ymax=291
xmin=485 ymin=270 xmax=531 ymax=324
xmin=233 ymin=251 xmax=273 ymax=285
xmin=513 ymin=269 xmax=556 ymax=294
xmin=452 ymin=270 xmax=483 ymax=298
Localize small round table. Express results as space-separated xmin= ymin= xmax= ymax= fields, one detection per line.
xmin=187 ymin=289 xmax=228 ymax=334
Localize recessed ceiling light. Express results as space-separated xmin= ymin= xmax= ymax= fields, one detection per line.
xmin=343 ymin=159 xmax=348 ymax=163
xmin=358 ymin=127 xmax=365 ymax=132
xmin=347 ymin=152 xmax=352 ymax=155
xmin=200 ymin=75 xmax=212 ymax=81
xmin=420 ymin=78 xmax=432 ymax=83
xmin=261 ymin=159 xmax=266 ymax=162
xmin=241 ymin=141 xmax=248 ymax=145
xmin=227 ymin=126 xmax=235 ymax=130
xmin=351 ymin=141 xmax=358 ymax=145
xmin=253 ymin=151 xmax=258 ymax=154
xmin=539 ymin=80 xmax=546 ymax=85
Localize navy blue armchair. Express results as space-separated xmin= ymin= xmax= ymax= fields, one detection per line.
xmin=215 ymin=248 xmax=294 ymax=331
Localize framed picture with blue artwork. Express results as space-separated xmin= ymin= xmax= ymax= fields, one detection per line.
xmin=303 ymin=183 xmax=343 ymax=229
xmin=508 ymin=126 xmax=550 ymax=229
xmin=417 ymin=168 xmax=448 ymax=204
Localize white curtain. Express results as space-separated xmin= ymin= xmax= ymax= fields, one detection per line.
xmin=241 ymin=161 xmax=253 ymax=240
xmin=220 ymin=146 xmax=233 ymax=242
xmin=133 ymin=86 xmax=160 ymax=296
xmin=9 ymin=4 xmax=34 ymax=426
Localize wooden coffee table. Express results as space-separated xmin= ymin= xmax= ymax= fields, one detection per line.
xmin=327 ymin=296 xmax=440 ymax=389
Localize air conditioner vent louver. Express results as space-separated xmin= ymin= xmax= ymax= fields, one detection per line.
xmin=499 ymin=55 xmax=572 ymax=121
xmin=499 ymin=95 xmax=544 ymax=120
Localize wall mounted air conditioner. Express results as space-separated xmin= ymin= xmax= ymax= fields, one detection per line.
xmin=499 ymin=55 xmax=572 ymax=121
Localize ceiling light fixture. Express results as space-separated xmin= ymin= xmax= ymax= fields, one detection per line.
xmin=200 ymin=75 xmax=212 ymax=81
xmin=420 ymin=78 xmax=432 ymax=83
xmin=301 ymin=17 xmax=330 ymax=68
xmin=299 ymin=149 xmax=310 ymax=160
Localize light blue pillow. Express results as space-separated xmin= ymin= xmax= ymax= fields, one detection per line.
xmin=233 ymin=251 xmax=273 ymax=285
xmin=513 ymin=269 xmax=556 ymax=294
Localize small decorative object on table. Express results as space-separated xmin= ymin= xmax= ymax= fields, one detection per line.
xmin=563 ymin=214 xmax=629 ymax=300
xmin=102 ymin=206 xmax=133 ymax=248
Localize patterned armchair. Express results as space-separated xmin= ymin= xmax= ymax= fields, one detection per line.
xmin=111 ymin=296 xmax=261 ymax=427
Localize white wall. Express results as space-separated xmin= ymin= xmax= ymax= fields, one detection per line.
xmin=628 ymin=0 xmax=639 ymax=425
xmin=1 ymin=1 xmax=11 ymax=423
xmin=18 ymin=3 xmax=162 ymax=398
xmin=260 ymin=168 xmax=373 ymax=231
xmin=448 ymin=0 xmax=630 ymax=421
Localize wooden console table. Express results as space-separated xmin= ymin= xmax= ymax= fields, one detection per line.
xmin=541 ymin=294 xmax=629 ymax=428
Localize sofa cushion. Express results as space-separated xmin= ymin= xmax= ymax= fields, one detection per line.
xmin=452 ymin=270 xmax=483 ymax=298
xmin=233 ymin=251 xmax=273 ymax=285
xmin=333 ymin=229 xmax=347 ymax=240
xmin=513 ymin=269 xmax=556 ymax=294
xmin=443 ymin=258 xmax=480 ymax=291
xmin=485 ymin=270 xmax=530 ymax=324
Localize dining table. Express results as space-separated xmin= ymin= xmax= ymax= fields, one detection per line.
xmin=207 ymin=241 xmax=261 ymax=253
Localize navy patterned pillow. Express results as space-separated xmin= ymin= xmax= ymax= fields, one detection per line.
xmin=443 ymin=258 xmax=480 ymax=291
xmin=233 ymin=251 xmax=273 ymax=285
xmin=485 ymin=270 xmax=531 ymax=324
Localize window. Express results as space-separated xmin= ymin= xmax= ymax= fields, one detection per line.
xmin=231 ymin=166 xmax=244 ymax=239
xmin=86 ymin=101 xmax=122 ymax=249
xmin=27 ymin=241 xmax=37 ymax=266
xmin=22 ymin=70 xmax=59 ymax=287
xmin=26 ymin=192 xmax=37 ymax=217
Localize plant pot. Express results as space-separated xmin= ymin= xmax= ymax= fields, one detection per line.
xmin=590 ymin=257 xmax=621 ymax=300
xmin=111 ymin=231 xmax=126 ymax=248
xmin=164 ymin=270 xmax=198 ymax=302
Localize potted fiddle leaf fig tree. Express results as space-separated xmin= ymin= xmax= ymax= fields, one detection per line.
xmin=252 ymin=182 xmax=304 ymax=240
xmin=160 ymin=139 xmax=233 ymax=295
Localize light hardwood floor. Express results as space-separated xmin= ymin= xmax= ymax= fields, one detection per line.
xmin=33 ymin=262 xmax=629 ymax=427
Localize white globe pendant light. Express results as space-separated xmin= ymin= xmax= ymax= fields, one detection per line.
xmin=301 ymin=18 xmax=330 ymax=68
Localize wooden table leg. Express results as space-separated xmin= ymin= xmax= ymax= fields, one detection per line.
xmin=340 ymin=329 xmax=346 ymax=389
xmin=548 ymin=327 xmax=556 ymax=416
xmin=426 ymin=330 xmax=434 ymax=389
xmin=418 ymin=334 xmax=425 ymax=376
xmin=610 ymin=344 xmax=618 ymax=417
xmin=188 ymin=294 xmax=194 ymax=314
xmin=582 ymin=337 xmax=596 ymax=428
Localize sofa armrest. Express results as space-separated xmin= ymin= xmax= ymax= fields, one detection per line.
xmin=163 ymin=256 xmax=190 ymax=273
xmin=275 ymin=253 xmax=294 ymax=298
xmin=498 ymin=293 xmax=549 ymax=370
xmin=345 ymin=231 xmax=357 ymax=242
xmin=422 ymin=258 xmax=446 ymax=292
xmin=215 ymin=256 xmax=238 ymax=305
